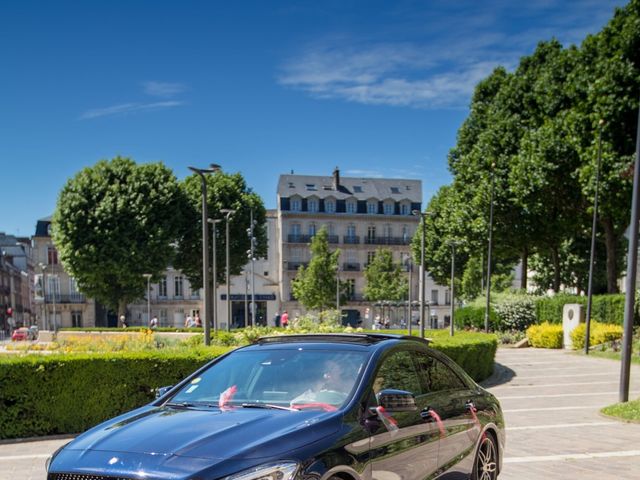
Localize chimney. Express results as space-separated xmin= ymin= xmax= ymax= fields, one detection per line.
xmin=332 ymin=166 xmax=340 ymax=190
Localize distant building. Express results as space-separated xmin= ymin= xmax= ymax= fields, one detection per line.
xmin=0 ymin=233 xmax=35 ymax=332
xmin=276 ymin=167 xmax=452 ymax=328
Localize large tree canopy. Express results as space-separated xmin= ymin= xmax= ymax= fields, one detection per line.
xmin=363 ymin=249 xmax=408 ymax=302
xmin=52 ymin=156 xmax=183 ymax=314
xmin=175 ymin=172 xmax=267 ymax=290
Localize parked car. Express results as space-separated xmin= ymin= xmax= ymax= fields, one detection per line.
xmin=46 ymin=333 xmax=505 ymax=479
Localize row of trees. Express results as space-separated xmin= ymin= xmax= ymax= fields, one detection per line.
xmin=52 ymin=156 xmax=267 ymax=315
xmin=415 ymin=0 xmax=640 ymax=298
xmin=292 ymin=227 xmax=408 ymax=311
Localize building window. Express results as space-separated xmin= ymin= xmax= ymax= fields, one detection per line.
xmin=47 ymin=246 xmax=58 ymax=265
xmin=367 ymin=202 xmax=378 ymax=214
xmin=353 ymin=186 xmax=363 ymax=193
xmin=71 ymin=311 xmax=82 ymax=328
xmin=308 ymin=223 xmax=316 ymax=236
xmin=367 ymin=225 xmax=376 ymax=241
xmin=384 ymin=224 xmax=392 ymax=239
xmin=431 ymin=289 xmax=439 ymax=305
xmin=159 ymin=309 xmax=168 ymax=326
xmin=367 ymin=251 xmax=376 ymax=264
xmin=290 ymin=223 xmax=301 ymax=236
xmin=445 ymin=289 xmax=451 ymax=305
xmin=306 ymin=184 xmax=317 ymax=191
xmin=345 ymin=279 xmax=355 ymax=300
xmin=400 ymin=203 xmax=410 ymax=215
xmin=308 ymin=198 xmax=319 ymax=212
xmin=291 ymin=198 xmax=301 ymax=211
xmin=69 ymin=277 xmax=78 ymax=294
xmin=346 ymin=201 xmax=357 ymax=214
xmin=48 ymin=276 xmax=60 ymax=299
xmin=402 ymin=225 xmax=409 ymax=242
xmin=175 ymin=276 xmax=184 ymax=298
xmin=158 ymin=277 xmax=167 ymax=297
xmin=325 ymin=200 xmax=336 ymax=213
xmin=383 ymin=202 xmax=394 ymax=215
xmin=347 ymin=225 xmax=356 ymax=238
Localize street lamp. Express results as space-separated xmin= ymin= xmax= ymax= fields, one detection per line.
xmin=38 ymin=263 xmax=48 ymax=330
xmin=336 ymin=252 xmax=341 ymax=312
xmin=485 ymin=163 xmax=496 ymax=333
xmin=447 ymin=240 xmax=461 ymax=337
xmin=221 ymin=208 xmax=236 ymax=331
xmin=207 ymin=218 xmax=222 ymax=334
xmin=188 ymin=163 xmax=222 ymax=345
xmin=247 ymin=208 xmax=257 ymax=327
xmin=407 ymin=258 xmax=413 ymax=336
xmin=412 ymin=210 xmax=435 ymax=338
xmin=143 ymin=273 xmax=152 ymax=326
xmin=585 ymin=119 xmax=605 ymax=354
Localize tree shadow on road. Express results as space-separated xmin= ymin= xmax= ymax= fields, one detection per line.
xmin=480 ymin=362 xmax=516 ymax=388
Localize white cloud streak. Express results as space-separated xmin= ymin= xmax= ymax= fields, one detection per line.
xmin=80 ymin=101 xmax=183 ymax=120
xmin=142 ymin=81 xmax=187 ymax=98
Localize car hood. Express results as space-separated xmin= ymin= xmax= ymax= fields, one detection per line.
xmin=65 ymin=405 xmax=341 ymax=460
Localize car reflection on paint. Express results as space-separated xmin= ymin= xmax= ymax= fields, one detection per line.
xmin=46 ymin=333 xmax=505 ymax=480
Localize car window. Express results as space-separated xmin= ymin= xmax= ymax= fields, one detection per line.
xmin=413 ymin=351 xmax=466 ymax=393
xmin=169 ymin=349 xmax=368 ymax=409
xmin=373 ymin=350 xmax=422 ymax=396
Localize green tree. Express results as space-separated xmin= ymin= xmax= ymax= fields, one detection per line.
xmin=363 ymin=249 xmax=408 ymax=301
xmin=291 ymin=227 xmax=341 ymax=311
xmin=175 ymin=172 xmax=267 ymax=289
xmin=52 ymin=157 xmax=183 ymax=316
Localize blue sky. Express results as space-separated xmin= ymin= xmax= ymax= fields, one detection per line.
xmin=0 ymin=0 xmax=627 ymax=236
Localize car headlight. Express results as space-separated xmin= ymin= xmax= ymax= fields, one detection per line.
xmin=223 ymin=462 xmax=299 ymax=480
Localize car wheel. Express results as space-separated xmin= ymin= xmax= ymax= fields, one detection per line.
xmin=472 ymin=433 xmax=498 ymax=480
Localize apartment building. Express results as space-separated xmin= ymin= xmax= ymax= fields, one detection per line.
xmin=277 ymin=168 xmax=452 ymax=327
xmin=0 ymin=233 xmax=34 ymax=332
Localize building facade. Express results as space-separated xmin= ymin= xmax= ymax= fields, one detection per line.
xmin=276 ymin=168 xmax=452 ymax=328
xmin=0 ymin=233 xmax=35 ymax=333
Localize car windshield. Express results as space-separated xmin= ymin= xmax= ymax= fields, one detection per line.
xmin=169 ymin=348 xmax=368 ymax=410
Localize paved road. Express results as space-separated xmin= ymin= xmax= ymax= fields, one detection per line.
xmin=487 ymin=348 xmax=640 ymax=480
xmin=1 ymin=348 xmax=639 ymax=480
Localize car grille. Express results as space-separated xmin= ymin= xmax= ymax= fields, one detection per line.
xmin=48 ymin=474 xmax=132 ymax=480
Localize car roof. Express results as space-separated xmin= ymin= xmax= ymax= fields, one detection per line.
xmin=252 ymin=333 xmax=431 ymax=348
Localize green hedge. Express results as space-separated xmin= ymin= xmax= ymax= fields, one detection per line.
xmin=535 ymin=294 xmax=629 ymax=325
xmin=59 ymin=327 xmax=204 ymax=333
xmin=454 ymin=306 xmax=499 ymax=330
xmin=0 ymin=333 xmax=497 ymax=440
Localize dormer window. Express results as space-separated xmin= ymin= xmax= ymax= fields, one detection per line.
xmin=291 ymin=197 xmax=302 ymax=211
xmin=346 ymin=200 xmax=357 ymax=214
xmin=400 ymin=203 xmax=410 ymax=215
xmin=367 ymin=201 xmax=378 ymax=214
xmin=325 ymin=199 xmax=336 ymax=213
xmin=391 ymin=187 xmax=400 ymax=194
xmin=383 ymin=202 xmax=394 ymax=215
xmin=308 ymin=198 xmax=319 ymax=212
xmin=353 ymin=186 xmax=363 ymax=193
xmin=306 ymin=184 xmax=317 ymax=191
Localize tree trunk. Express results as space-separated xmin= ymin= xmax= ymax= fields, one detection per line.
xmin=551 ymin=246 xmax=561 ymax=292
xmin=520 ymin=246 xmax=528 ymax=291
xmin=118 ymin=299 xmax=127 ymax=326
xmin=602 ymin=216 xmax=620 ymax=294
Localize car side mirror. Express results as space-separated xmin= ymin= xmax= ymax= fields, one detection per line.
xmin=375 ymin=389 xmax=418 ymax=412
xmin=156 ymin=385 xmax=173 ymax=399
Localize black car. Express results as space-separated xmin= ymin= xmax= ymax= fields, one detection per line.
xmin=47 ymin=333 xmax=504 ymax=479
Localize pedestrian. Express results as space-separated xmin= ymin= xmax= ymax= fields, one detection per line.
xmin=120 ymin=315 xmax=128 ymax=329
xmin=149 ymin=315 xmax=158 ymax=329
xmin=281 ymin=310 xmax=289 ymax=328
xmin=184 ymin=314 xmax=195 ymax=328
xmin=194 ymin=314 xmax=202 ymax=328
xmin=274 ymin=311 xmax=281 ymax=328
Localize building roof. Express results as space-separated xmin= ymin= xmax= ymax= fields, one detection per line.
xmin=34 ymin=216 xmax=52 ymax=237
xmin=277 ymin=173 xmax=421 ymax=202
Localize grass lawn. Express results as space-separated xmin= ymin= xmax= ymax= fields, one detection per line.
xmin=601 ymin=399 xmax=640 ymax=422
xmin=587 ymin=350 xmax=640 ymax=364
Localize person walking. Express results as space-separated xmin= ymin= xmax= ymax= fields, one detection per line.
xmin=281 ymin=310 xmax=289 ymax=328
xmin=274 ymin=311 xmax=281 ymax=328
xmin=149 ymin=315 xmax=158 ymax=329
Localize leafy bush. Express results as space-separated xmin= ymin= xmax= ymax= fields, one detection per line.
xmin=494 ymin=297 xmax=537 ymax=331
xmin=497 ymin=330 xmax=526 ymax=345
xmin=570 ymin=322 xmax=624 ymax=350
xmin=454 ymin=306 xmax=499 ymax=330
xmin=526 ymin=322 xmax=563 ymax=348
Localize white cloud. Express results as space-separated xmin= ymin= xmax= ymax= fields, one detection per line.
xmin=80 ymin=101 xmax=183 ymax=120
xmin=142 ymin=81 xmax=187 ymax=98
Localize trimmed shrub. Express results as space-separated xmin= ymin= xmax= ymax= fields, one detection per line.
xmin=494 ymin=297 xmax=537 ymax=331
xmin=570 ymin=322 xmax=624 ymax=350
xmin=454 ymin=306 xmax=499 ymax=330
xmin=430 ymin=332 xmax=498 ymax=381
xmin=535 ymin=294 xmax=630 ymax=325
xmin=526 ymin=322 xmax=563 ymax=348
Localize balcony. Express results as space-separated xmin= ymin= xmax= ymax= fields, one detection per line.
xmin=343 ymin=235 xmax=360 ymax=244
xmin=327 ymin=235 xmax=339 ymax=244
xmin=287 ymin=261 xmax=308 ymax=271
xmin=288 ymin=234 xmax=312 ymax=243
xmin=364 ymin=236 xmax=411 ymax=246
xmin=342 ymin=262 xmax=360 ymax=272
xmin=44 ymin=293 xmax=86 ymax=304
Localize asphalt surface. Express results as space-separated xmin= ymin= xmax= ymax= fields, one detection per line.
xmin=1 ymin=347 xmax=639 ymax=480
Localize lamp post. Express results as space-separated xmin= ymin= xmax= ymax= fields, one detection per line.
xmin=38 ymin=263 xmax=48 ymax=330
xmin=447 ymin=241 xmax=461 ymax=337
xmin=408 ymin=259 xmax=413 ymax=336
xmin=247 ymin=208 xmax=257 ymax=327
xmin=207 ymin=218 xmax=222 ymax=334
xmin=143 ymin=273 xmax=152 ymax=326
xmin=485 ymin=163 xmax=496 ymax=333
xmin=188 ymin=164 xmax=222 ymax=345
xmin=585 ymin=119 xmax=605 ymax=355
xmin=412 ymin=210 xmax=434 ymax=338
xmin=221 ymin=208 xmax=236 ymax=331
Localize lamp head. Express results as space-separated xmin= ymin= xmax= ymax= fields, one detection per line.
xmin=207 ymin=218 xmax=222 ymax=224
xmin=411 ymin=209 xmax=421 ymax=216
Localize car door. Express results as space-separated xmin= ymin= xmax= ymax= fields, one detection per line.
xmin=368 ymin=349 xmax=441 ymax=480
xmin=413 ymin=351 xmax=480 ymax=477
